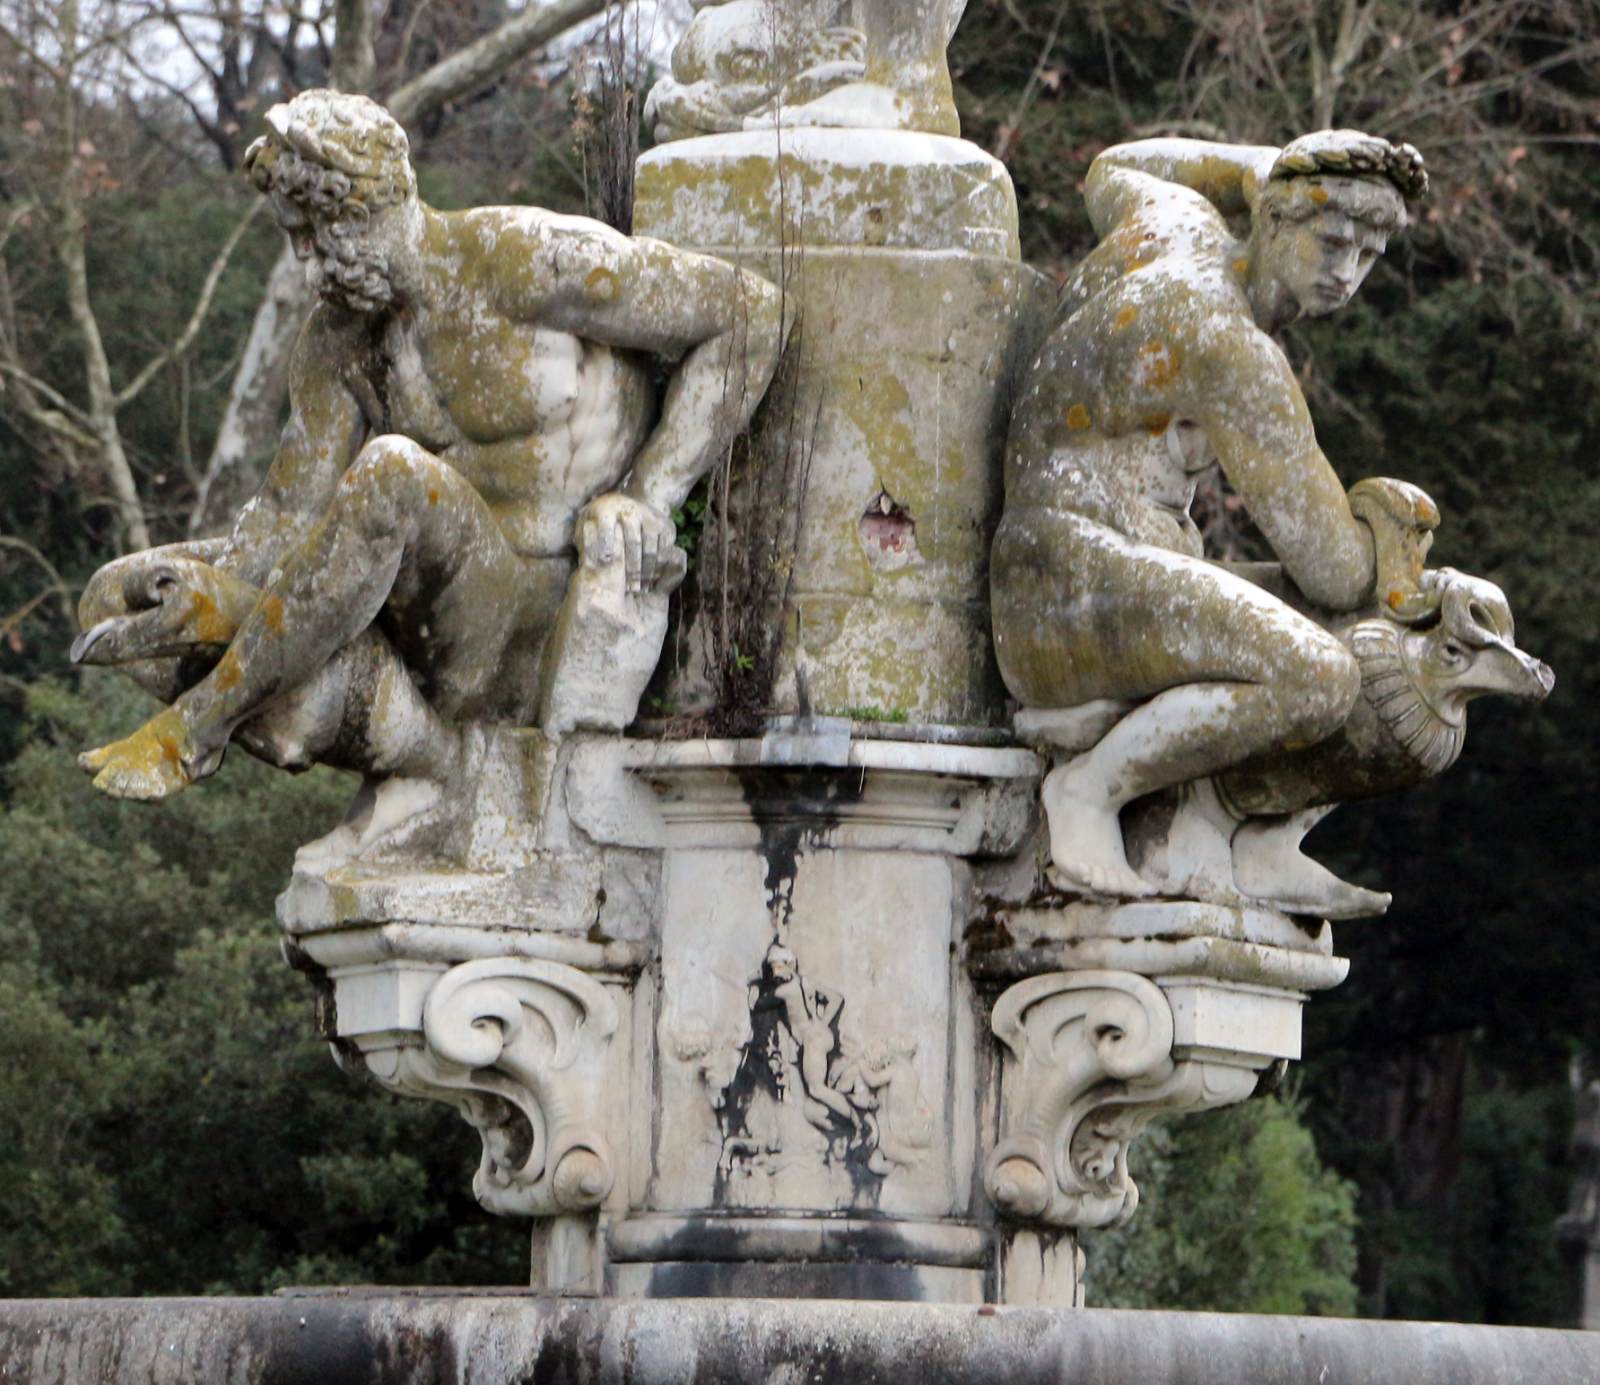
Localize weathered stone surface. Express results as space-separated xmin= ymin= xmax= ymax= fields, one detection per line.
xmin=635 ymin=129 xmax=1018 ymax=254
xmin=68 ymin=89 xmax=786 ymax=872
xmin=4 ymin=1295 xmax=1599 ymax=1385
xmin=645 ymin=1 xmax=970 ymax=143
xmin=991 ymin=130 xmax=1551 ymax=916
xmin=637 ymin=129 xmax=1048 ymax=725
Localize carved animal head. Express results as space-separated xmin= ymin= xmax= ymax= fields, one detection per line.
xmin=1352 ymin=569 xmax=1553 ymax=776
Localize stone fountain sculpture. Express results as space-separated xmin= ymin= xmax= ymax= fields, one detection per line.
xmin=646 ymin=0 xmax=968 ymax=142
xmin=994 ymin=131 xmax=1551 ymax=918
xmin=981 ymin=131 xmax=1552 ymax=1235
xmin=66 ymin=19 xmax=1552 ymax=1313
xmin=71 ymin=90 xmax=784 ymax=863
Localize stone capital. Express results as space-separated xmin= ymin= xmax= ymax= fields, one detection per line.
xmin=984 ymin=969 xmax=1261 ymax=1229
xmin=355 ymin=956 xmax=622 ymax=1218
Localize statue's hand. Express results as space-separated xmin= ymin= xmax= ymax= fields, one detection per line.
xmin=1349 ymin=477 xmax=1440 ymax=623
xmin=578 ymin=492 xmax=686 ymax=597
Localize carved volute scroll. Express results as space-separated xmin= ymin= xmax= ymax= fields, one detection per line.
xmin=383 ymin=958 xmax=621 ymax=1218
xmin=985 ymin=969 xmax=1257 ymax=1229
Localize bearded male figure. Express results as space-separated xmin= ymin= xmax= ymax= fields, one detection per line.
xmin=72 ymin=91 xmax=785 ymax=858
xmin=993 ymin=130 xmax=1439 ymax=914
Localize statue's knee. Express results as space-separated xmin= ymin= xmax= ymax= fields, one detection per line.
xmin=347 ymin=434 xmax=431 ymax=488
xmin=339 ymin=435 xmax=438 ymax=517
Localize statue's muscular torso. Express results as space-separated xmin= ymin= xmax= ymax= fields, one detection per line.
xmin=350 ymin=210 xmax=657 ymax=559
xmin=244 ymin=205 xmax=659 ymax=582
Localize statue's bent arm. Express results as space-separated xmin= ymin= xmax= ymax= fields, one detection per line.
xmin=494 ymin=219 xmax=787 ymax=516
xmin=219 ymin=310 xmax=370 ymax=587
xmin=1185 ymin=323 xmax=1375 ymax=613
xmin=1086 ymin=138 xmax=1279 ymax=230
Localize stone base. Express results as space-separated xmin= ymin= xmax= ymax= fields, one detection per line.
xmin=281 ymin=729 xmax=1068 ymax=1304
xmin=634 ymin=128 xmax=1021 ymax=257
xmin=7 ymin=1295 xmax=1597 ymax=1384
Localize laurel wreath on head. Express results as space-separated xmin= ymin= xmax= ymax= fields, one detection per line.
xmin=1270 ymin=131 xmax=1429 ymax=202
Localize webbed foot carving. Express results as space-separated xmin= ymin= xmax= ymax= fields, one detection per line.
xmin=78 ymin=707 xmax=223 ymax=801
xmin=1232 ymin=810 xmax=1392 ymax=920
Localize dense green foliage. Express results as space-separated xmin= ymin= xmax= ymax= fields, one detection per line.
xmin=0 ymin=676 xmax=527 ymax=1295
xmin=1086 ymin=1095 xmax=1359 ymax=1314
xmin=1 ymin=0 xmax=1596 ymax=1319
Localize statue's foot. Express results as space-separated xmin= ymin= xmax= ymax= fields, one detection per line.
xmin=354 ymin=776 xmax=447 ymax=858
xmin=1040 ymin=761 xmax=1152 ymax=899
xmin=293 ymin=778 xmax=377 ymax=875
xmin=77 ymin=707 xmax=223 ymax=801
xmin=295 ymin=775 xmax=448 ymax=874
xmin=1232 ymin=819 xmax=1391 ymax=920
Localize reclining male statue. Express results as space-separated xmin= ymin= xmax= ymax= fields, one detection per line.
xmin=993 ymin=130 xmax=1551 ymax=917
xmin=70 ymin=90 xmax=785 ymax=863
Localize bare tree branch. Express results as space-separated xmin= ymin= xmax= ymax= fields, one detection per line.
xmin=114 ymin=197 xmax=265 ymax=409
xmin=386 ymin=0 xmax=609 ymax=124
xmin=0 ymin=535 xmax=77 ymax=628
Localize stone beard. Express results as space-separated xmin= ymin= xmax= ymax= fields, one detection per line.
xmin=305 ymin=223 xmax=394 ymax=314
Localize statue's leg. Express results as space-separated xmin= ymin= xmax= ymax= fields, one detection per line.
xmin=993 ymin=510 xmax=1360 ymax=897
xmin=79 ymin=435 xmax=541 ymax=802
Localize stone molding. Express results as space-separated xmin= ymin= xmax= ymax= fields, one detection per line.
xmin=985 ymin=969 xmax=1258 ymax=1229
xmin=367 ymin=958 xmax=621 ymax=1218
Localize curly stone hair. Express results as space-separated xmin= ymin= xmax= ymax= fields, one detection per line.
xmin=244 ymin=90 xmax=416 ymax=220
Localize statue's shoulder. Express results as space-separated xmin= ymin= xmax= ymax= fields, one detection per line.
xmin=444 ymin=205 xmax=663 ymax=305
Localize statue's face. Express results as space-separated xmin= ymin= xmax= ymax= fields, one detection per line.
xmin=1259 ymin=181 xmax=1393 ymax=318
xmin=766 ymin=945 xmax=798 ymax=982
xmin=271 ymin=190 xmax=396 ymax=314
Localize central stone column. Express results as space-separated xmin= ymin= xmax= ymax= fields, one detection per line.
xmin=589 ymin=733 xmax=1037 ymax=1300
xmin=634 ymin=127 xmax=1043 ymax=724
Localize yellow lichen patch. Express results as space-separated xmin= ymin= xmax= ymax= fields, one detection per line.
xmin=1232 ymin=257 xmax=1250 ymax=277
xmin=1143 ymin=412 xmax=1174 ymax=436
xmin=1113 ymin=305 xmax=1138 ymax=331
xmin=584 ymin=265 xmax=619 ymax=301
xmin=427 ymin=488 xmax=440 ymax=506
xmin=1416 ymin=495 xmax=1440 ymax=526
xmin=187 ymin=591 xmax=233 ymax=645
xmin=214 ymin=649 xmax=242 ymax=690
xmin=260 ymin=594 xmax=285 ymax=635
xmin=1066 ymin=403 xmax=1092 ymax=430
xmin=1386 ymin=588 xmax=1407 ymax=611
xmin=1135 ymin=340 xmax=1182 ymax=388
xmin=1309 ymin=185 xmax=1330 ymax=206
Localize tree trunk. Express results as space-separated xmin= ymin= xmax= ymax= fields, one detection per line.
xmin=188 ymin=244 xmax=309 ymax=535
xmin=57 ymin=0 xmax=150 ymax=553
